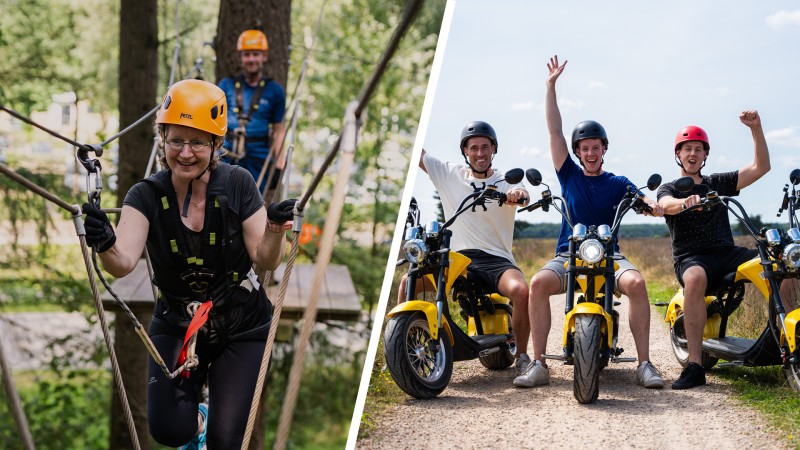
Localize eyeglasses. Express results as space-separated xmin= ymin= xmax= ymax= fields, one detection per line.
xmin=166 ymin=138 xmax=213 ymax=152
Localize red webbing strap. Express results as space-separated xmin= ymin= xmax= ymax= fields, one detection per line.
xmin=176 ymin=300 xmax=213 ymax=378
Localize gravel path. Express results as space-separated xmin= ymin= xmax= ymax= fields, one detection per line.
xmin=357 ymin=294 xmax=790 ymax=449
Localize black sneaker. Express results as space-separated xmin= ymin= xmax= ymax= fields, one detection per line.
xmin=672 ymin=362 xmax=706 ymax=390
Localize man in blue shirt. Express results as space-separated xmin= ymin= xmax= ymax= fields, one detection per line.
xmin=514 ymin=55 xmax=665 ymax=389
xmin=218 ymin=29 xmax=286 ymax=193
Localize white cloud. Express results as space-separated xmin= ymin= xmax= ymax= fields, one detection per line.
xmin=519 ymin=146 xmax=544 ymax=158
xmin=766 ymin=10 xmax=800 ymax=30
xmin=556 ymin=97 xmax=586 ymax=113
xmin=511 ymin=101 xmax=535 ymax=111
xmin=588 ymin=80 xmax=608 ymax=90
xmin=766 ymin=126 xmax=800 ymax=148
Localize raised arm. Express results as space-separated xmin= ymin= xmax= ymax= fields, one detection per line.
xmin=736 ymin=110 xmax=770 ymax=190
xmin=419 ymin=148 xmax=428 ymax=173
xmin=545 ymin=55 xmax=570 ymax=171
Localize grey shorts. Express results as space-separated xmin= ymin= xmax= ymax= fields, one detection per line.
xmin=539 ymin=253 xmax=639 ymax=294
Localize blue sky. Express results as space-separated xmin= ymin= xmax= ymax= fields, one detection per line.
xmin=408 ymin=0 xmax=800 ymax=225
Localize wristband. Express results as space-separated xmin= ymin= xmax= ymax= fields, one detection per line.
xmin=267 ymin=220 xmax=292 ymax=233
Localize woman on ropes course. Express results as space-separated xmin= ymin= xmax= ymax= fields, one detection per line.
xmin=81 ymin=79 xmax=296 ymax=449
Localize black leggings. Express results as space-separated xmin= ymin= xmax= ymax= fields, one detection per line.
xmin=147 ymin=288 xmax=272 ymax=449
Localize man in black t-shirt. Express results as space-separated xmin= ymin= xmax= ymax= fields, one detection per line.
xmin=657 ymin=110 xmax=770 ymax=389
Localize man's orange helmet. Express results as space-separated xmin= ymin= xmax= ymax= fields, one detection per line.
xmin=156 ymin=79 xmax=227 ymax=137
xmin=237 ymin=30 xmax=269 ymax=52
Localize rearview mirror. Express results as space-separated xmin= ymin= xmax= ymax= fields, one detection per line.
xmin=525 ymin=168 xmax=542 ymax=186
xmin=505 ymin=168 xmax=524 ymax=184
xmin=790 ymin=169 xmax=800 ymax=186
xmin=674 ymin=176 xmax=695 ymax=192
xmin=646 ymin=174 xmax=662 ymax=191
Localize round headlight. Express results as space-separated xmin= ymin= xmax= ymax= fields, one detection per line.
xmin=782 ymin=243 xmax=800 ymax=270
xmin=403 ymin=239 xmax=428 ymax=264
xmin=578 ymin=239 xmax=604 ymax=264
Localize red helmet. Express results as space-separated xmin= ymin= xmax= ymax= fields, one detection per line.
xmin=674 ymin=126 xmax=709 ymax=153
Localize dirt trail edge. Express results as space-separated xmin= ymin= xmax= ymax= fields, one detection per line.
xmin=357 ymin=294 xmax=789 ymax=450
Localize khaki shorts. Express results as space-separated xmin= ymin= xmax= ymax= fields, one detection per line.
xmin=539 ymin=253 xmax=639 ymax=294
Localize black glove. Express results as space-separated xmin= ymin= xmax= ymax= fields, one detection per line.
xmin=82 ymin=203 xmax=116 ymax=252
xmin=267 ymin=199 xmax=298 ymax=224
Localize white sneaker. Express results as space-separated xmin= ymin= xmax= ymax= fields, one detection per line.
xmin=513 ymin=360 xmax=549 ymax=387
xmin=515 ymin=353 xmax=532 ymax=375
xmin=635 ymin=361 xmax=665 ymax=389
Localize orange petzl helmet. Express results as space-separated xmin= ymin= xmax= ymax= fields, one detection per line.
xmin=156 ymin=79 xmax=227 ymax=137
xmin=237 ymin=30 xmax=269 ymax=51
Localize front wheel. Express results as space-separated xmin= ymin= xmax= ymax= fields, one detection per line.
xmin=383 ymin=312 xmax=453 ymax=399
xmin=669 ymin=313 xmax=719 ymax=370
xmin=573 ymin=314 xmax=602 ymax=404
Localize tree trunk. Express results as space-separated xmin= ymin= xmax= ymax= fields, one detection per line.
xmin=117 ymin=0 xmax=159 ymax=208
xmin=112 ymin=1 xmax=158 ymax=449
xmin=215 ymin=0 xmax=291 ymax=87
xmin=215 ymin=3 xmax=291 ymax=448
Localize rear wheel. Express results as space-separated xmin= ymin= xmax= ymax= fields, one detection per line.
xmin=478 ymin=346 xmax=515 ymax=370
xmin=383 ymin=312 xmax=453 ymax=399
xmin=478 ymin=311 xmax=515 ymax=370
xmin=573 ymin=314 xmax=602 ymax=404
xmin=669 ymin=313 xmax=719 ymax=370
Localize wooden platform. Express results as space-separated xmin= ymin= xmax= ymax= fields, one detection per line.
xmin=101 ymin=258 xmax=362 ymax=322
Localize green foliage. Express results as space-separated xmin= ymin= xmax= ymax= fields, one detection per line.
xmin=714 ymin=366 xmax=800 ymax=448
xmin=0 ymin=370 xmax=109 ymax=449
xmin=289 ymin=0 xmax=444 ymax=250
xmin=264 ymin=329 xmax=365 ymax=448
xmin=0 ymin=0 xmax=81 ymax=112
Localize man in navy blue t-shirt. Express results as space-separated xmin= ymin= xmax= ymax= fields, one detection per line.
xmin=218 ymin=29 xmax=286 ymax=193
xmin=514 ymin=55 xmax=665 ymax=390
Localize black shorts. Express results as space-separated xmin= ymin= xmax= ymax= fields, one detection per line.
xmin=675 ymin=246 xmax=758 ymax=291
xmin=458 ymin=249 xmax=521 ymax=294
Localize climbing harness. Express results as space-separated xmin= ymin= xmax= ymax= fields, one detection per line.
xmin=228 ymin=75 xmax=271 ymax=161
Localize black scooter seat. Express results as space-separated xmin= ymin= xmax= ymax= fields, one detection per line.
xmin=705 ymin=271 xmax=738 ymax=295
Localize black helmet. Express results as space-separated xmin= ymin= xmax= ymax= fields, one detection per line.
xmin=460 ymin=121 xmax=498 ymax=153
xmin=571 ymin=120 xmax=608 ymax=152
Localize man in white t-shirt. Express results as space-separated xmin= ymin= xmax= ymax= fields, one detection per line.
xmin=398 ymin=120 xmax=533 ymax=378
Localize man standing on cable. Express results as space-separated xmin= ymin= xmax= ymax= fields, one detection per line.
xmin=219 ymin=29 xmax=287 ymax=193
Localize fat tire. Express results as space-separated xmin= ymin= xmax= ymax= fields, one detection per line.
xmin=573 ymin=314 xmax=602 ymax=404
xmin=669 ymin=313 xmax=719 ymax=370
xmin=383 ymin=312 xmax=453 ymax=399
